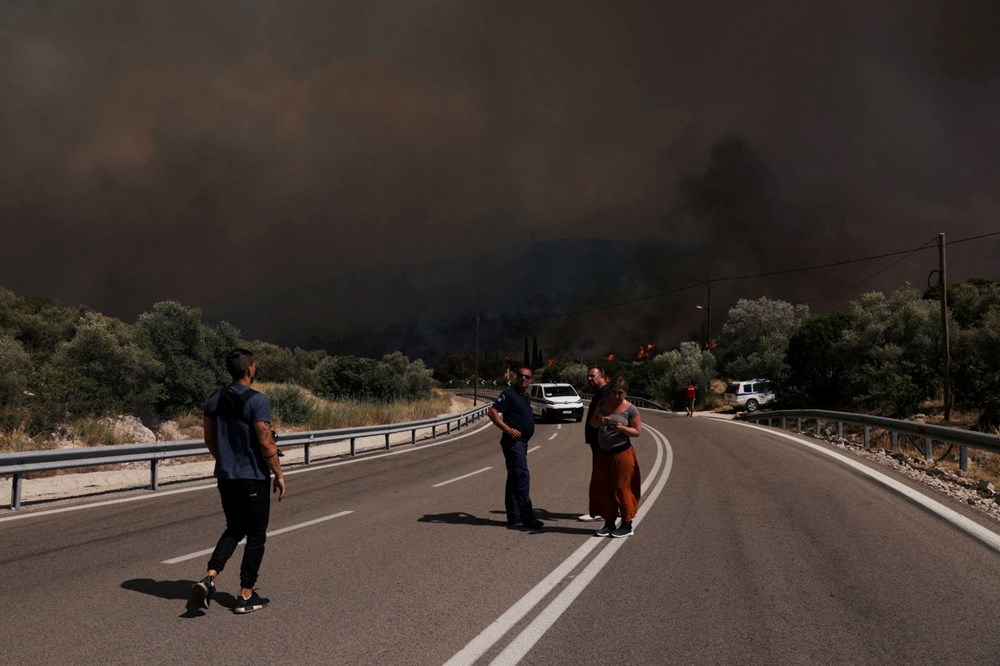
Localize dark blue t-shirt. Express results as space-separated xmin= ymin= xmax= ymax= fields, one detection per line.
xmin=492 ymin=387 xmax=535 ymax=443
xmin=204 ymin=384 xmax=272 ymax=480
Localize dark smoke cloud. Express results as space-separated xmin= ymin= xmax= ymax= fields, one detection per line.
xmin=0 ymin=1 xmax=997 ymax=360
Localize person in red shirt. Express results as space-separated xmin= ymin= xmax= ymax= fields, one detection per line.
xmin=684 ymin=381 xmax=698 ymax=417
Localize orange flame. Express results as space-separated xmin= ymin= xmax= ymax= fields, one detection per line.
xmin=605 ymin=352 xmax=616 ymax=361
xmin=546 ymin=358 xmax=556 ymax=367
xmin=636 ymin=343 xmax=656 ymax=360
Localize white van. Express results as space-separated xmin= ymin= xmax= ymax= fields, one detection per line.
xmin=529 ymin=383 xmax=584 ymax=422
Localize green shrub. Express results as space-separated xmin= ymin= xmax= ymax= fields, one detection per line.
xmin=268 ymin=384 xmax=316 ymax=425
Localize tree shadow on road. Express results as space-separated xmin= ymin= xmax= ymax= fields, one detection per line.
xmin=121 ymin=578 xmax=236 ymax=618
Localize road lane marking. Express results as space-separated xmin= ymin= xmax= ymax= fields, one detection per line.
xmin=724 ymin=420 xmax=1000 ymax=552
xmin=433 ymin=467 xmax=493 ymax=488
xmin=528 ymin=446 xmax=541 ymax=454
xmin=445 ymin=424 xmax=672 ymax=665
xmin=547 ymin=433 xmax=558 ymax=440
xmin=161 ymin=511 xmax=354 ymax=564
xmin=0 ymin=423 xmax=494 ymax=522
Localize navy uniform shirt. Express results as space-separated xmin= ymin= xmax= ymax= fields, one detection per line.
xmin=492 ymin=386 xmax=535 ymax=443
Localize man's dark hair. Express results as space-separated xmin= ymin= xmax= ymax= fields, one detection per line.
xmin=588 ymin=366 xmax=605 ymax=377
xmin=226 ymin=348 xmax=255 ymax=380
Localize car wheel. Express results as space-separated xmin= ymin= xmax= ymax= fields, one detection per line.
xmin=745 ymin=399 xmax=759 ymax=412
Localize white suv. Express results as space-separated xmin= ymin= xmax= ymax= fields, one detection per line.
xmin=529 ymin=383 xmax=584 ymax=422
xmin=724 ymin=379 xmax=775 ymax=412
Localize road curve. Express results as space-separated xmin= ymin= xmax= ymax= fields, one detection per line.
xmin=2 ymin=410 xmax=999 ymax=664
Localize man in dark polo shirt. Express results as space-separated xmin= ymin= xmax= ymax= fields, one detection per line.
xmin=579 ymin=366 xmax=611 ymax=521
xmin=488 ymin=367 xmax=543 ymax=529
xmin=189 ymin=348 xmax=286 ymax=615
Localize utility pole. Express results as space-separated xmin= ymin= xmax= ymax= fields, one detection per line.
xmin=473 ymin=316 xmax=480 ymax=407
xmin=938 ymin=233 xmax=951 ymax=421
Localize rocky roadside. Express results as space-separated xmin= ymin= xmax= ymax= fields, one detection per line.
xmin=803 ymin=424 xmax=1000 ymax=524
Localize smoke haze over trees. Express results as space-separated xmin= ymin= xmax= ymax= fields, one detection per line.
xmin=1 ymin=1 xmax=998 ymax=360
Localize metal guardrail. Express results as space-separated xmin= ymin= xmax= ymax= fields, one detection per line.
xmin=742 ymin=409 xmax=1000 ymax=473
xmin=580 ymin=393 xmax=668 ymax=411
xmin=0 ymin=404 xmax=491 ymax=510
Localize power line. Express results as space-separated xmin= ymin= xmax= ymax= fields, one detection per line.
xmin=495 ymin=230 xmax=1000 ymax=325
xmin=392 ymin=229 xmax=1000 ymax=348
xmin=818 ymin=235 xmax=940 ymax=304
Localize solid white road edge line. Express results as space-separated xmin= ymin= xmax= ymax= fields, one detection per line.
xmin=444 ymin=424 xmax=672 ymax=666
xmin=724 ymin=419 xmax=1000 ymax=552
xmin=433 ymin=467 xmax=493 ymax=488
xmin=0 ymin=422 xmax=494 ymax=523
xmin=161 ymin=510 xmax=354 ymax=564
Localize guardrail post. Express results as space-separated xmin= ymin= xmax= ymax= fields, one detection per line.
xmin=432 ymin=424 xmax=437 ymax=439
xmin=838 ymin=422 xmax=843 ymax=440
xmin=11 ymin=473 xmax=22 ymax=510
xmin=891 ymin=431 xmax=898 ymax=453
xmin=151 ymin=459 xmax=159 ymax=490
xmin=863 ymin=426 xmax=870 ymax=449
xmin=411 ymin=429 xmax=416 ymax=446
xmin=924 ymin=437 xmax=933 ymax=462
xmin=816 ymin=418 xmax=822 ymax=437
xmin=385 ymin=433 xmax=391 ymax=450
xmin=305 ymin=434 xmax=313 ymax=465
xmin=447 ymin=421 xmax=452 ymax=435
xmin=350 ymin=437 xmax=356 ymax=457
xmin=796 ymin=417 xmax=803 ymax=432
xmin=960 ymin=445 xmax=969 ymax=473
xmin=781 ymin=417 xmax=787 ymax=430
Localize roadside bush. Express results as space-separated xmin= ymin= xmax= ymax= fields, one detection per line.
xmin=0 ymin=334 xmax=32 ymax=405
xmin=267 ymin=384 xmax=316 ymax=425
xmin=310 ymin=353 xmax=436 ymax=403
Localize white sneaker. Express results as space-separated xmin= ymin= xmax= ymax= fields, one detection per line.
xmin=578 ymin=513 xmax=602 ymax=521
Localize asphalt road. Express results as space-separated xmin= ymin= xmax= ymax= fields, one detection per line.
xmin=3 ymin=411 xmax=1000 ymax=665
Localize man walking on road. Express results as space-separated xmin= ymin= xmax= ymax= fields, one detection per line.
xmin=190 ymin=348 xmax=286 ymax=614
xmin=685 ymin=380 xmax=698 ymax=417
xmin=488 ymin=367 xmax=544 ymax=529
xmin=579 ymin=366 xmax=611 ymax=521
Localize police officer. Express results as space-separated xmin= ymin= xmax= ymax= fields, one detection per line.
xmin=488 ymin=367 xmax=544 ymax=529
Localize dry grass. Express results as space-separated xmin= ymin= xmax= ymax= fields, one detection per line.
xmin=702 ymin=378 xmax=729 ymax=411
xmin=0 ymin=424 xmax=48 ymax=453
xmin=296 ymin=390 xmax=453 ymax=431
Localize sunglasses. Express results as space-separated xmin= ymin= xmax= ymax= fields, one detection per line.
xmin=517 ymin=373 xmax=533 ymax=380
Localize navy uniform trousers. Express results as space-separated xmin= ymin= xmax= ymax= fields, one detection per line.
xmin=500 ymin=438 xmax=534 ymax=522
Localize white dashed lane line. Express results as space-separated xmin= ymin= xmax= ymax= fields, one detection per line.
xmin=161 ymin=511 xmax=354 ymax=564
xmin=432 ymin=467 xmax=493 ymax=488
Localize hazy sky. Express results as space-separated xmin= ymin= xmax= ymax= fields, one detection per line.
xmin=1 ymin=1 xmax=998 ymax=356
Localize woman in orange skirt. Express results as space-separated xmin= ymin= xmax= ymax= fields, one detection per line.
xmin=587 ymin=376 xmax=642 ymax=537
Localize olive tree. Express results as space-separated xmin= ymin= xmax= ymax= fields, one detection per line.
xmin=648 ymin=342 xmax=717 ymax=408
xmin=135 ymin=301 xmax=240 ymax=417
xmin=835 ymin=287 xmax=941 ymax=417
xmin=39 ymin=313 xmax=163 ymax=419
xmin=719 ymin=297 xmax=809 ymax=383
